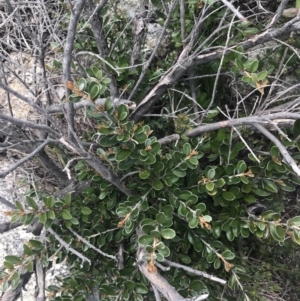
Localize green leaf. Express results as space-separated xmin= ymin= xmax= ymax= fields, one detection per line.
xmin=189 ymin=217 xmax=199 ymax=229
xmin=252 ymin=187 xmax=271 ymax=197
xmin=135 ymin=283 xmax=148 ymax=294
xmin=222 ymin=191 xmax=235 ymax=201
xmin=183 ymin=143 xmax=191 ymax=156
xmin=5 ymin=255 xmax=22 ymax=265
xmin=190 ymin=280 xmax=205 ymax=291
xmin=160 ymin=228 xmax=176 ymax=239
xmin=248 ymin=60 xmax=259 ymax=73
xmin=15 ymin=200 xmax=24 ymax=211
xmin=116 ymin=149 xmax=131 ymax=162
xmin=10 ymin=271 xmax=20 ymax=290
xmin=4 ymin=260 xmax=14 ymax=269
xmin=26 ymin=196 xmax=38 ymax=210
xmin=177 ymin=253 xmax=191 ymax=264
xmin=125 ymin=280 xmax=135 ymax=290
xmin=262 ymin=180 xmax=278 ymax=193
xmin=222 ymin=250 xmax=235 ymax=260
xmin=138 ymin=235 xmax=154 ymax=245
xmin=236 ymin=59 xmax=244 ymax=70
xmin=152 ymin=179 xmax=163 ymax=190
xmin=243 ymin=27 xmax=259 ymax=36
xmin=74 ymin=295 xmax=85 ymax=301
xmin=23 ymin=244 xmax=32 ymax=255
xmin=89 ymin=83 xmax=100 ymax=99
xmin=61 ymin=209 xmax=72 ymax=220
xmin=270 ymin=224 xmax=285 ymax=242
xmin=257 ymin=70 xmax=267 ymax=81
xmin=100 ymin=284 xmax=116 ymax=295
xmin=139 ymin=170 xmax=150 ymax=179
xmin=237 ymin=160 xmax=247 ymax=173
xmin=292 ymin=230 xmax=300 ymax=245
xmin=206 ymin=182 xmax=214 ymax=192
xmin=293 ymin=119 xmax=300 ymax=139
xmin=228 ymin=274 xmax=237 ymax=289
xmin=105 ymin=98 xmax=114 ymax=113
xmin=81 ymin=207 xmax=92 ymax=215
xmin=288 ymin=216 xmax=300 ymax=227
xmin=29 ymin=239 xmax=43 ymax=249
xmin=39 ymin=212 xmax=47 ymax=224
xmin=65 ymin=192 xmax=72 ymax=206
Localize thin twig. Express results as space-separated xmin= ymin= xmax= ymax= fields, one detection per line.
xmin=47 ymin=227 xmax=91 ymax=264
xmin=253 ymin=123 xmax=300 ymax=177
xmin=69 ymin=227 xmax=117 ymax=261
xmin=0 ymin=140 xmax=50 ymax=178
xmin=163 ymin=259 xmax=226 ymax=285
xmin=128 ymin=0 xmax=180 ymax=101
xmin=267 ymin=0 xmax=290 ymax=28
xmin=219 ymin=0 xmax=247 ymax=22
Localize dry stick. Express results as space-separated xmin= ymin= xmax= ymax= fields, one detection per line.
xmin=35 ymin=256 xmax=45 ymax=301
xmin=180 ymin=0 xmax=200 ymax=123
xmin=128 ymin=0 xmax=180 ymax=102
xmin=0 ymin=113 xmax=60 ymax=137
xmin=62 ymin=0 xmax=85 ymax=144
xmin=260 ymin=39 xmax=289 ymax=111
xmin=0 ymin=140 xmax=50 ymax=178
xmin=47 ymin=97 xmax=136 ymax=114
xmin=87 ymin=0 xmax=119 ymax=98
xmin=47 ymin=227 xmax=91 ymax=265
xmin=80 ymin=0 xmax=109 ymax=31
xmin=130 ymin=14 xmax=300 ymax=122
xmin=267 ymin=0 xmax=290 ymax=28
xmin=0 ymin=65 xmax=13 ymax=117
xmin=151 ymin=283 xmax=162 ymax=301
xmin=163 ymin=259 xmax=226 ymax=285
xmin=158 ymin=112 xmax=300 ymax=145
xmin=219 ymin=0 xmax=247 ymax=22
xmin=253 ymin=123 xmax=300 ymax=177
xmin=130 ymin=0 xmax=148 ymax=72
xmin=136 ymin=230 xmax=187 ymax=301
xmin=0 ymin=81 xmax=60 ymax=130
xmin=69 ymin=228 xmax=117 ymax=261
xmin=199 ymin=8 xmax=234 ymax=125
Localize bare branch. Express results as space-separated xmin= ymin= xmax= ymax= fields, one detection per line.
xmin=63 ymin=0 xmax=86 ymax=143
xmin=163 ymin=259 xmax=226 ymax=285
xmin=47 ymin=227 xmax=91 ymax=265
xmin=219 ymin=0 xmax=247 ymax=22
xmin=0 ymin=140 xmax=50 ymax=178
xmin=69 ymin=227 xmax=117 ymax=261
xmin=158 ymin=113 xmax=300 ymax=144
xmin=130 ymin=14 xmax=300 ymax=122
xmin=253 ymin=123 xmax=300 ymax=177
xmin=86 ymin=0 xmax=119 ymax=98
xmin=128 ymin=0 xmax=180 ymax=101
xmin=267 ymin=0 xmax=289 ymax=28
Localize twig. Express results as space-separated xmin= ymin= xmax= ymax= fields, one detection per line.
xmin=199 ymin=9 xmax=234 ymax=125
xmin=63 ymin=0 xmax=86 ymax=143
xmin=219 ymin=0 xmax=247 ymax=22
xmin=253 ymin=123 xmax=300 ymax=177
xmin=162 ymin=259 xmax=226 ymax=285
xmin=155 ymin=261 xmax=170 ymax=271
xmin=0 ymin=140 xmax=50 ymax=178
xmin=76 ymin=51 xmax=120 ymax=76
xmin=128 ymin=0 xmax=180 ymax=101
xmin=152 ymin=283 xmax=162 ymax=301
xmin=47 ymin=97 xmax=136 ymax=114
xmin=130 ymin=13 xmax=300 ymax=122
xmin=47 ymin=227 xmax=91 ymax=265
xmin=63 ymin=157 xmax=86 ymax=180
xmin=86 ymin=0 xmax=119 ymax=98
xmin=69 ymin=227 xmax=117 ymax=261
xmin=267 ymin=0 xmax=290 ymax=28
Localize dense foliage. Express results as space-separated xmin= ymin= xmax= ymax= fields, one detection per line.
xmin=1 ymin=0 xmax=300 ymax=301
